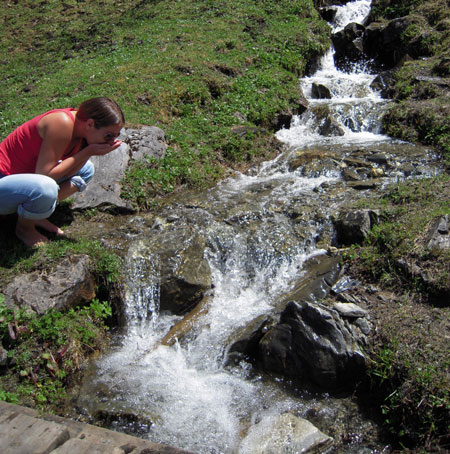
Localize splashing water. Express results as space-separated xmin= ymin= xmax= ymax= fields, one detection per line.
xmin=276 ymin=0 xmax=392 ymax=149
xmin=76 ymin=1 xmax=399 ymax=453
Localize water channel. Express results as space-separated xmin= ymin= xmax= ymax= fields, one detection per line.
xmin=73 ymin=1 xmax=442 ymax=453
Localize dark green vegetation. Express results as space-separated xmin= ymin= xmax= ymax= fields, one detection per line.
xmin=0 ymin=213 xmax=120 ymax=411
xmin=371 ymin=0 xmax=450 ymax=156
xmin=351 ymin=0 xmax=450 ymax=449
xmin=0 ymin=0 xmax=330 ymax=206
xmin=348 ymin=175 xmax=450 ymax=451
xmin=0 ymin=296 xmax=112 ymax=411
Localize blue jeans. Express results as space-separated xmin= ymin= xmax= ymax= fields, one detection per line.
xmin=0 ymin=160 xmax=94 ymax=219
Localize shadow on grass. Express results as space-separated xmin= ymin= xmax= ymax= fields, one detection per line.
xmin=0 ymin=205 xmax=76 ymax=271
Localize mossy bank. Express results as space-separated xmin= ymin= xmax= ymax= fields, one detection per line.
xmin=370 ymin=0 xmax=450 ymax=157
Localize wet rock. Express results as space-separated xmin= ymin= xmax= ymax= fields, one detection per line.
xmin=367 ymin=152 xmax=388 ymax=166
xmin=318 ymin=114 xmax=345 ymax=136
xmin=288 ymin=150 xmax=340 ymax=176
xmin=311 ymin=83 xmax=332 ymax=99
xmin=72 ymin=126 xmax=167 ymax=212
xmin=346 ymin=180 xmax=379 ymax=190
xmin=364 ymin=18 xmax=411 ymax=69
xmin=94 ymin=410 xmax=153 ymax=437
xmin=370 ymin=70 xmax=397 ymax=98
xmin=334 ymin=209 xmax=379 ymax=245
xmin=258 ymin=300 xmax=367 ymax=389
xmin=132 ymin=228 xmax=213 ymax=315
xmin=3 ymin=255 xmax=95 ymax=315
xmin=227 ymin=255 xmax=367 ymax=390
xmin=277 ymin=255 xmax=342 ymax=307
xmin=259 ymin=323 xmax=301 ymax=376
xmin=425 ymin=215 xmax=450 ymax=251
xmin=225 ymin=315 xmax=277 ymax=367
xmin=342 ymin=156 xmax=371 ymax=168
xmin=341 ymin=167 xmax=361 ymax=181
xmin=271 ymin=112 xmax=294 ymax=131
xmin=227 ymin=255 xmax=341 ymax=363
xmin=160 ymin=294 xmax=212 ymax=346
xmin=239 ymin=413 xmax=333 ymax=454
xmin=332 ymin=22 xmax=367 ymax=71
xmin=319 ymin=7 xmax=337 ymax=22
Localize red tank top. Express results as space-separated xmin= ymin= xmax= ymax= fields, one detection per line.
xmin=0 ymin=108 xmax=81 ymax=175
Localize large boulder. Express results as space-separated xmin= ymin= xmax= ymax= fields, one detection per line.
xmin=3 ymin=255 xmax=95 ymax=315
xmin=332 ymin=22 xmax=367 ymax=71
xmin=72 ymin=126 xmax=167 ymax=212
xmin=226 ymin=254 xmax=369 ymax=390
xmin=363 ymin=18 xmax=411 ymax=69
xmin=273 ymin=300 xmax=367 ymax=389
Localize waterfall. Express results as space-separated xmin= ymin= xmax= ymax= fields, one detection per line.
xmin=276 ymin=0 xmax=392 ymax=149
xmin=74 ymin=1 xmax=408 ymax=453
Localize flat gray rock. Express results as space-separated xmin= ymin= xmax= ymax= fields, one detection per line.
xmin=72 ymin=126 xmax=168 ymax=212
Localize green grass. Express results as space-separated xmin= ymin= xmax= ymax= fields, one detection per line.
xmin=374 ymin=0 xmax=450 ymax=158
xmin=0 ymin=297 xmax=111 ymax=411
xmin=0 ymin=225 xmax=122 ymax=293
xmin=0 ymin=0 xmax=330 ymax=205
xmin=350 ymin=174 xmax=450 ymax=295
xmin=346 ymin=175 xmax=450 ymax=449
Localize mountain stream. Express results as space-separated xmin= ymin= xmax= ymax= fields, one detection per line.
xmin=72 ymin=1 xmax=443 ymax=453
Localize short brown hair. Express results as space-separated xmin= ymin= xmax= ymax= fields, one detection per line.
xmin=77 ymin=97 xmax=125 ymax=128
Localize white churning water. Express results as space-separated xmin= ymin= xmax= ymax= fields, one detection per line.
xmin=80 ymin=1 xmax=389 ymax=453
xmin=276 ymin=0 xmax=392 ymax=149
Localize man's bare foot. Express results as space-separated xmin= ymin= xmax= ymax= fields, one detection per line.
xmin=15 ymin=219 xmax=49 ymax=248
xmin=34 ymin=218 xmax=64 ymax=236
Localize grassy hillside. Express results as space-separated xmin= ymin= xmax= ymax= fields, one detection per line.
xmin=347 ymin=1 xmax=450 ymax=449
xmin=371 ymin=0 xmax=450 ymax=157
xmin=0 ymin=0 xmax=330 ymax=205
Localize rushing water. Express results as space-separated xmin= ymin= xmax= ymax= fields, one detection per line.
xmin=276 ymin=0 xmax=391 ymax=149
xmin=75 ymin=2 xmax=423 ymax=453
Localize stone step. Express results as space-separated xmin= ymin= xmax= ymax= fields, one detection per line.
xmin=0 ymin=412 xmax=70 ymax=454
xmin=0 ymin=401 xmax=196 ymax=454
